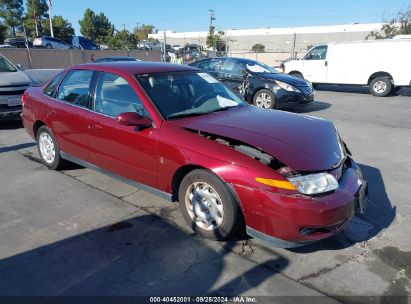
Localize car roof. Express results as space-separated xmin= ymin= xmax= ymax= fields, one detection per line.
xmin=74 ymin=61 xmax=199 ymax=74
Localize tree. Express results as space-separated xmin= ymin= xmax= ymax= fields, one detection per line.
xmin=0 ymin=0 xmax=24 ymax=37
xmin=133 ymin=24 xmax=154 ymax=41
xmin=0 ymin=21 xmax=7 ymax=42
xmin=42 ymin=15 xmax=74 ymax=42
xmin=24 ymin=0 xmax=49 ymax=38
xmin=206 ymin=28 xmax=227 ymax=51
xmin=79 ymin=9 xmax=114 ymax=44
xmin=367 ymin=7 xmax=411 ymax=39
xmin=251 ymin=43 xmax=265 ymax=53
xmin=108 ymin=29 xmax=136 ymax=50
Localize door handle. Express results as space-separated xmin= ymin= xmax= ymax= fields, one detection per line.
xmin=325 ymin=61 xmax=328 ymax=67
xmin=91 ymin=124 xmax=103 ymax=131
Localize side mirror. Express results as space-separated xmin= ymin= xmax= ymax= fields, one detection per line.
xmin=116 ymin=112 xmax=152 ymax=127
xmin=304 ymin=53 xmax=312 ymax=60
xmin=16 ymin=64 xmax=25 ymax=71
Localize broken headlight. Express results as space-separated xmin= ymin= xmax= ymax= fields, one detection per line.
xmin=287 ymin=172 xmax=338 ymax=195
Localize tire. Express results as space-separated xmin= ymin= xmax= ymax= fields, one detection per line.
xmin=178 ymin=169 xmax=243 ymax=240
xmin=252 ymin=89 xmax=276 ymax=109
xmin=369 ymin=77 xmax=393 ymax=97
xmin=289 ymin=72 xmax=304 ymax=79
xmin=36 ymin=126 xmax=65 ymax=170
xmin=46 ymin=44 xmax=52 ymax=49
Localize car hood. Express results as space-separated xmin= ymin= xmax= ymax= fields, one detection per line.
xmin=255 ymin=72 xmax=309 ymax=87
xmin=170 ymin=106 xmax=343 ymax=171
xmin=0 ymin=71 xmax=30 ymax=87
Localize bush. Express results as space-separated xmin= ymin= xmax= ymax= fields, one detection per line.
xmin=251 ymin=43 xmax=265 ymax=52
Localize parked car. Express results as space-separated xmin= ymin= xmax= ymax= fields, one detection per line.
xmin=0 ymin=54 xmax=31 ymax=120
xmin=283 ymin=40 xmax=411 ymax=97
xmin=93 ymin=56 xmax=140 ymax=63
xmin=189 ymin=57 xmax=314 ymax=109
xmin=71 ymin=36 xmax=98 ymax=50
xmin=4 ymin=37 xmax=33 ymax=48
xmin=21 ymin=62 xmax=368 ymax=247
xmin=0 ymin=44 xmax=16 ymax=48
xmin=33 ymin=36 xmax=71 ymax=49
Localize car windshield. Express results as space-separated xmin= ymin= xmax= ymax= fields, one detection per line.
xmin=0 ymin=56 xmax=17 ymax=72
xmin=245 ymin=61 xmax=278 ymax=74
xmin=137 ymin=71 xmax=246 ymax=120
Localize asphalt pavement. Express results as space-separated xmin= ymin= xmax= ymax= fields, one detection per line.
xmin=0 ymin=86 xmax=410 ymax=303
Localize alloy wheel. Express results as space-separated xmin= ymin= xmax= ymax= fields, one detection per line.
xmin=255 ymin=92 xmax=272 ymax=108
xmin=39 ymin=132 xmax=55 ymax=164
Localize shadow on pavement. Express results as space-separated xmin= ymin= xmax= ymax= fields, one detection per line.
xmin=0 ymin=120 xmax=23 ymax=130
xmin=287 ymin=101 xmax=331 ymax=114
xmin=288 ymin=163 xmax=395 ymax=253
xmin=0 ymin=142 xmax=36 ymax=154
xmin=315 ymin=84 xmax=411 ymax=97
xmin=0 ymin=214 xmax=288 ymax=297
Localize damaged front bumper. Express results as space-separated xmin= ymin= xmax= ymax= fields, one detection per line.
xmin=233 ymin=159 xmax=367 ymax=248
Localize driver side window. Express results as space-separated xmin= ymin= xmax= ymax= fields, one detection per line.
xmin=305 ymin=45 xmax=328 ymax=60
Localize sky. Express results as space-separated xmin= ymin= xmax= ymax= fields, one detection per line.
xmin=45 ymin=0 xmax=410 ymax=35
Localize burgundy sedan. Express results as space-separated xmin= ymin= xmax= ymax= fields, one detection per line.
xmin=21 ymin=62 xmax=368 ymax=247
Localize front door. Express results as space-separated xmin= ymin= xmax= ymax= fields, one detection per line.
xmin=87 ymin=71 xmax=159 ymax=188
xmin=218 ymin=59 xmax=246 ymax=95
xmin=302 ymin=45 xmax=328 ymax=83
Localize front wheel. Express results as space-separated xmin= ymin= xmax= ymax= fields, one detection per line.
xmin=253 ymin=89 xmax=276 ymax=109
xmin=36 ymin=126 xmax=66 ymax=170
xmin=179 ymin=169 xmax=243 ymax=240
xmin=369 ymin=77 xmax=393 ymax=97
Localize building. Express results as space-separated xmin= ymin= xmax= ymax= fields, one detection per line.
xmin=149 ymin=23 xmax=383 ymax=54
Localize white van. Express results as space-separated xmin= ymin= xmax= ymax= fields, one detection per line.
xmin=283 ymin=40 xmax=411 ymax=96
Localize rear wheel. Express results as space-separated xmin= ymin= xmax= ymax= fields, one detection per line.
xmin=36 ymin=126 xmax=65 ymax=170
xmin=253 ymin=89 xmax=276 ymax=109
xmin=178 ymin=169 xmax=242 ymax=240
xmin=369 ymin=77 xmax=393 ymax=97
xmin=46 ymin=44 xmax=52 ymax=49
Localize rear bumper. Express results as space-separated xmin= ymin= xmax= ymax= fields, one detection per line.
xmin=233 ymin=159 xmax=366 ymax=247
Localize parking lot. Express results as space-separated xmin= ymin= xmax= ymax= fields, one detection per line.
xmin=0 ymin=86 xmax=410 ymax=302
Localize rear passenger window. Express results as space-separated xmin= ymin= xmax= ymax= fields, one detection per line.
xmin=57 ymin=70 xmax=93 ymax=107
xmin=94 ymin=72 xmax=149 ymax=118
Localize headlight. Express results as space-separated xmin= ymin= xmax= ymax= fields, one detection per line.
xmin=275 ymin=80 xmax=301 ymax=93
xmin=287 ymin=172 xmax=338 ymax=195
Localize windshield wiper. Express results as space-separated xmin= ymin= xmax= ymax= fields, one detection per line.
xmin=167 ymin=112 xmax=209 ymax=119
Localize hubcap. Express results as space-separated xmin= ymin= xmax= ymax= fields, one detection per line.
xmin=373 ymin=80 xmax=387 ymax=93
xmin=255 ymin=92 xmax=272 ymax=108
xmin=39 ymin=133 xmax=55 ymax=164
xmin=185 ymin=182 xmax=224 ymax=231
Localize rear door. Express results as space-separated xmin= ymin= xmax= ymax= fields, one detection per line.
xmin=302 ymin=45 xmax=328 ymax=83
xmin=87 ymin=71 xmax=159 ymax=188
xmin=47 ymin=69 xmax=94 ymax=161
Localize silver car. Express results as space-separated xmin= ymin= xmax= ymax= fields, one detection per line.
xmin=33 ymin=36 xmax=70 ymax=49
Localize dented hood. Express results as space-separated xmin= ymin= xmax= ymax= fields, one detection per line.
xmin=170 ymin=106 xmax=344 ymax=171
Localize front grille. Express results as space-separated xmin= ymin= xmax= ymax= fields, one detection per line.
xmin=0 ymin=90 xmax=25 ymax=96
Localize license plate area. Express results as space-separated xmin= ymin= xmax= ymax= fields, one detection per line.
xmin=6 ymin=96 xmax=22 ymax=107
xmin=357 ymin=181 xmax=369 ymax=214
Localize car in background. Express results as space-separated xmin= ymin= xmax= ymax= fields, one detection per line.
xmin=21 ymin=62 xmax=368 ymax=247
xmin=93 ymin=56 xmax=141 ymax=63
xmin=0 ymin=54 xmax=31 ymax=120
xmin=189 ymin=57 xmax=314 ymax=109
xmin=4 ymin=37 xmax=33 ymax=48
xmin=33 ymin=36 xmax=70 ymax=49
xmin=0 ymin=44 xmax=16 ymax=48
xmin=71 ymin=36 xmax=98 ymax=50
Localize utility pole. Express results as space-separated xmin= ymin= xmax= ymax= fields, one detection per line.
xmin=163 ymin=31 xmax=167 ymax=62
xmin=291 ymin=32 xmax=296 ymax=59
xmin=48 ymin=0 xmax=54 ymax=37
